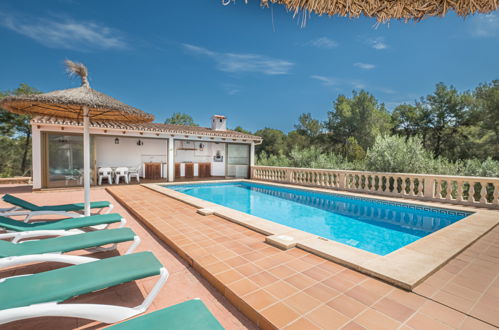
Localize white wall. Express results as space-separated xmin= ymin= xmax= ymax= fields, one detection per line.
xmin=95 ymin=136 xmax=167 ymax=168
xmin=174 ymin=140 xmax=213 ymax=163
xmin=174 ymin=140 xmax=226 ymax=176
xmin=211 ymin=142 xmax=225 ymax=176
xmin=31 ymin=127 xmax=42 ymax=189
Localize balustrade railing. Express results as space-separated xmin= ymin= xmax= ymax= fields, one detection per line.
xmin=250 ymin=166 xmax=499 ymax=209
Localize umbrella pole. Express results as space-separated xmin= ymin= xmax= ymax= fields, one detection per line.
xmin=83 ymin=106 xmax=91 ymax=217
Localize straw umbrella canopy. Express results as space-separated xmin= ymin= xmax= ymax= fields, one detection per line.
xmin=0 ymin=61 xmax=154 ymax=216
xmin=236 ymin=0 xmax=499 ymax=22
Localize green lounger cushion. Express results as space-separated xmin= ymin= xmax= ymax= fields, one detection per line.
xmin=108 ymin=299 xmax=224 ymax=330
xmin=0 ymin=252 xmax=163 ymax=311
xmin=2 ymin=194 xmax=110 ymax=212
xmin=0 ymin=213 xmax=122 ymax=232
xmin=0 ymin=227 xmax=136 ymax=258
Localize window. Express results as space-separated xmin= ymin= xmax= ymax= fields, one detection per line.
xmin=227 ymin=144 xmax=249 ymax=165
xmin=227 ymin=144 xmax=250 ymax=178
xmin=45 ymin=133 xmax=94 ymax=188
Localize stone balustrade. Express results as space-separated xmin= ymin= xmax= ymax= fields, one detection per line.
xmin=250 ymin=166 xmax=499 ymax=209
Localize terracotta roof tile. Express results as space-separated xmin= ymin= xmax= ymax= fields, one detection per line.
xmin=31 ymin=116 xmax=262 ymax=141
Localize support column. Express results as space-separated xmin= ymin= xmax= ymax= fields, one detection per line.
xmin=83 ymin=106 xmax=91 ymax=216
xmin=31 ymin=126 xmax=42 ymax=190
xmin=167 ymin=137 xmax=174 ymax=182
xmin=250 ymin=142 xmax=255 ymax=166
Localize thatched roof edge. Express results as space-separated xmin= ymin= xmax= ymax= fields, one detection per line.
xmin=258 ymin=0 xmax=499 ymax=22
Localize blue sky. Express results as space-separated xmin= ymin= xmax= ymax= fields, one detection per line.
xmin=0 ymin=1 xmax=498 ymax=132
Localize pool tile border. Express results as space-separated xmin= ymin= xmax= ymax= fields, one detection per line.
xmin=144 ymin=180 xmax=499 ymax=290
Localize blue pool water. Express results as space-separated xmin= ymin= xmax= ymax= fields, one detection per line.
xmin=166 ymin=182 xmax=471 ymax=255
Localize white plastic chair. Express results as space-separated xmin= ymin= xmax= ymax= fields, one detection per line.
xmin=128 ymin=166 xmax=141 ymax=183
xmin=98 ymin=167 xmax=113 ymax=185
xmin=115 ymin=167 xmax=129 ymax=184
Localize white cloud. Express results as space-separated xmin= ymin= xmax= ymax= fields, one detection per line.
xmin=183 ymin=44 xmax=294 ymax=75
xmin=353 ymin=62 xmax=375 ymax=70
xmin=309 ymin=75 xmax=337 ymax=86
xmin=0 ymin=12 xmax=126 ymax=51
xmin=182 ymin=44 xmax=215 ymax=56
xmin=470 ymin=13 xmax=499 ymax=37
xmin=352 ymin=81 xmax=366 ymax=89
xmin=221 ymin=83 xmax=240 ymax=95
xmin=308 ymin=37 xmax=338 ymax=49
xmin=310 ymin=75 xmax=365 ymax=89
xmin=367 ymin=37 xmax=387 ymax=50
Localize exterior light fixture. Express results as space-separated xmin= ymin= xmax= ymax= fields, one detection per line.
xmin=137 ymin=139 xmax=144 ymax=146
xmin=114 ymin=138 xmax=119 ymax=144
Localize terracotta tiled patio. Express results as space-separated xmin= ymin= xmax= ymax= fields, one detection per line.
xmin=0 ymin=185 xmax=255 ymax=330
xmin=0 ymin=184 xmax=497 ymax=329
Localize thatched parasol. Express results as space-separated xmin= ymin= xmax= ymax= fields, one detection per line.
xmin=0 ymin=61 xmax=154 ymax=216
xmin=232 ymin=0 xmax=499 ymax=22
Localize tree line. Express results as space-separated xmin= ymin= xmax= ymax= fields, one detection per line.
xmin=251 ymin=81 xmax=499 ymax=177
xmin=1 ymin=81 xmax=498 ymax=178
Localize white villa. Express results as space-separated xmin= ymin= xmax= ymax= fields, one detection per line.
xmin=30 ymin=115 xmax=262 ymax=189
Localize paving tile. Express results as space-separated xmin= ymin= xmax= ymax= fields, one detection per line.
xmin=204 ymin=261 xmax=230 ymax=275
xmin=354 ymin=308 xmax=401 ymax=330
xmin=306 ymin=305 xmax=350 ymax=329
xmin=225 ymin=255 xmax=250 ymax=268
xmin=460 ymin=316 xmax=498 ymax=330
xmin=266 ymin=264 xmax=296 ymax=279
xmin=340 ymin=269 xmax=368 ymax=283
xmin=405 ymin=312 xmax=453 ymax=330
xmin=249 ymin=271 xmax=279 ymax=287
xmin=327 ymin=294 xmax=368 ymax=318
xmin=283 ymin=292 xmax=322 ymax=315
xmin=342 ymin=321 xmax=368 ymax=330
xmin=346 ymin=283 xmax=384 ymax=306
xmin=216 ymin=268 xmax=244 ymax=285
xmin=385 ymin=289 xmax=426 ymax=310
xmin=302 ymin=264 xmax=334 ymax=281
xmin=372 ymin=296 xmax=415 ymax=322
xmin=418 ymin=300 xmax=466 ymax=328
xmin=284 ymin=257 xmax=316 ymax=273
xmin=226 ymin=278 xmax=260 ymax=297
xmin=284 ymin=272 xmax=317 ymax=290
xmin=322 ymin=273 xmax=359 ymax=292
xmin=283 ymin=317 xmax=321 ymax=330
xmin=304 ymin=282 xmax=341 ymax=302
xmin=265 ymin=281 xmax=301 ymax=300
xmin=431 ymin=290 xmax=475 ymax=313
xmin=235 ymin=262 xmax=264 ymax=277
xmin=260 ymin=302 xmax=300 ymax=329
xmin=469 ymin=297 xmax=499 ymax=326
xmin=243 ymin=289 xmax=277 ymax=311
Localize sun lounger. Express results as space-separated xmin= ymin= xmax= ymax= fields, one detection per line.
xmin=0 ymin=228 xmax=140 ymax=268
xmin=108 ymin=299 xmax=224 ymax=330
xmin=0 ymin=194 xmax=114 ymax=221
xmin=0 ymin=251 xmax=168 ymax=325
xmin=0 ymin=213 xmax=126 ymax=242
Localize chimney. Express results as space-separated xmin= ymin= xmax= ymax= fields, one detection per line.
xmin=211 ymin=115 xmax=226 ymax=131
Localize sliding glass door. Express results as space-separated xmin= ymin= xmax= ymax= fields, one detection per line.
xmin=45 ymin=133 xmax=94 ymax=188
xmin=226 ymin=144 xmax=250 ymax=178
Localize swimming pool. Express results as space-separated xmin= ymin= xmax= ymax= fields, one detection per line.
xmin=166 ymin=181 xmax=471 ymax=255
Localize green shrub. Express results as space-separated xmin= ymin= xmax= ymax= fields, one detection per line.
xmin=365 ymin=135 xmax=432 ymax=173
xmin=257 ymin=135 xmax=499 ymax=178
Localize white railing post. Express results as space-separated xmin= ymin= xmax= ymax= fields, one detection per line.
xmin=338 ymin=173 xmax=346 ymax=189
xmin=424 ymin=178 xmax=435 ymax=199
